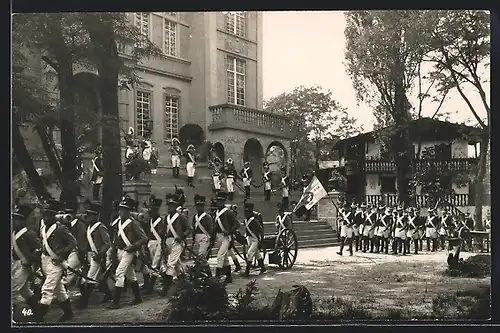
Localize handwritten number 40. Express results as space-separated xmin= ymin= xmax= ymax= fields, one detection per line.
xmin=21 ymin=308 xmax=33 ymax=316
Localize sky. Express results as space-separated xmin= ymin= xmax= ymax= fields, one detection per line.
xmin=261 ymin=11 xmax=490 ymax=132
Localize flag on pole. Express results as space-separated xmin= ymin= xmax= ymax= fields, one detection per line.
xmin=293 ymin=176 xmax=328 ymax=213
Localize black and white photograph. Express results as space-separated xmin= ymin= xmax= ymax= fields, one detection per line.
xmin=11 ymin=9 xmax=491 ymax=325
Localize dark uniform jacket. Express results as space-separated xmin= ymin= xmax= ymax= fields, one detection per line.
xmin=192 ymin=212 xmax=214 ymax=236
xmin=113 ymin=217 xmax=148 ymax=251
xmin=12 ymin=227 xmax=41 ymax=263
xmin=241 ymin=167 xmax=253 ymax=180
xmin=395 ymin=214 xmax=408 ymax=230
xmin=164 ymin=212 xmax=192 ymax=240
xmin=224 ymin=164 xmax=237 ymax=178
xmin=91 ymin=155 xmax=104 ymax=181
xmin=41 ymin=222 xmax=77 ymax=260
xmin=276 ymin=213 xmax=293 ymax=230
xmin=426 ymin=216 xmax=438 ymax=228
xmin=70 ymin=218 xmax=89 ymax=256
xmin=214 ymin=207 xmax=240 ymax=234
xmin=148 ymin=215 xmax=165 ymax=241
xmin=184 ymin=151 xmax=197 ymax=164
xmin=170 ymin=145 xmax=182 ymax=157
xmin=86 ymin=221 xmax=111 ymax=259
xmin=245 ymin=213 xmax=264 ymax=239
xmin=407 ymin=215 xmax=418 ymax=230
xmin=441 ymin=215 xmax=453 ymax=231
xmin=263 ymin=170 xmax=271 ymax=184
xmin=365 ymin=210 xmax=377 ymax=229
xmin=354 ymin=210 xmax=364 ymax=226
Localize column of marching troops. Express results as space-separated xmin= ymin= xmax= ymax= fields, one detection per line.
xmin=12 ymin=187 xmax=294 ymax=323
xmin=335 ymin=201 xmax=483 ymax=257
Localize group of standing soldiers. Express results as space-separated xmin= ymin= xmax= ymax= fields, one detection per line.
xmin=336 ymin=202 xmax=477 ymax=256
xmin=12 ymin=186 xmax=294 ymax=323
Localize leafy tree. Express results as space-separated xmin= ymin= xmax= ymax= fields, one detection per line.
xmin=424 ymin=10 xmax=490 ymax=228
xmin=344 ymin=10 xmax=435 ymax=204
xmin=264 ymin=85 xmax=363 ymax=178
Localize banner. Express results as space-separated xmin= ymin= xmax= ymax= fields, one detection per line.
xmin=293 ymin=176 xmax=328 ymax=213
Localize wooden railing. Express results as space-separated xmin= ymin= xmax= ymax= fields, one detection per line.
xmin=345 ymin=193 xmax=471 ymax=207
xmin=362 ymin=158 xmax=478 ymax=174
xmin=208 ymin=104 xmax=293 ymax=139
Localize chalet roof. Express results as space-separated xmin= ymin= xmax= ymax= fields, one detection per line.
xmin=332 ymin=117 xmax=487 ymax=151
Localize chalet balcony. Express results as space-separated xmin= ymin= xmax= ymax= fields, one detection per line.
xmin=345 ymin=193 xmax=472 ymax=208
xmin=362 ymin=158 xmax=479 ymax=174
xmin=208 ymin=104 xmax=294 ymax=139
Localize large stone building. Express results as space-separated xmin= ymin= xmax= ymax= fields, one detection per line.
xmin=21 ymin=12 xmax=293 ymax=176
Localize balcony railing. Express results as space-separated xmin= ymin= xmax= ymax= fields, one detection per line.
xmin=345 ymin=193 xmax=472 ymax=207
xmin=208 ymin=104 xmax=293 ymax=139
xmin=362 ymin=158 xmax=478 ymax=174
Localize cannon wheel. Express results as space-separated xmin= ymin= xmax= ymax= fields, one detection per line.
xmin=274 ymin=228 xmax=298 ymax=270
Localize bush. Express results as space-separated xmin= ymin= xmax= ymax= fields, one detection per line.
xmin=313 ymin=297 xmax=372 ymax=320
xmin=431 ymin=285 xmax=490 ymax=319
xmin=445 ymin=254 xmax=491 ymax=278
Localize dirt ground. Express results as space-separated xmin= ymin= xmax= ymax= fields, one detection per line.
xmin=38 ymin=246 xmax=490 ymax=324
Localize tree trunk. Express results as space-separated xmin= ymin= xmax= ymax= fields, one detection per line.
xmin=13 ymin=123 xmax=51 ymax=200
xmin=473 ymin=135 xmax=489 ymax=230
xmin=35 ymin=125 xmax=64 ymax=183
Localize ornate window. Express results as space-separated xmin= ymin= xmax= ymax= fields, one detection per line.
xmin=226 ymin=56 xmax=246 ymax=106
xmin=225 ymin=11 xmax=246 ymax=37
xmin=164 ymin=95 xmax=179 ymax=141
xmin=164 ymin=19 xmax=177 ymax=56
xmin=136 ymin=91 xmax=151 ymax=137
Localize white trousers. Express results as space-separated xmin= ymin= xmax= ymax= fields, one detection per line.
xmin=213 ymin=176 xmax=221 ymax=190
xmin=395 ymin=227 xmax=406 ymax=239
xmin=215 ymin=233 xmax=231 ymax=268
xmin=340 ymin=225 xmax=353 ymax=238
xmin=186 ymin=162 xmax=195 ymax=177
xmin=376 ymin=227 xmax=390 ymax=238
xmin=426 ymin=227 xmax=438 ymax=239
xmin=147 ymin=239 xmax=162 ymax=276
xmin=363 ymin=225 xmax=374 ymax=238
xmin=86 ymin=253 xmax=101 ymax=285
xmin=40 ymin=254 xmax=69 ymax=305
xmin=407 ymin=229 xmax=419 ymax=240
xmin=171 ymin=155 xmax=180 ymax=168
xmin=62 ymin=250 xmax=81 ymax=286
xmin=114 ymin=249 xmax=137 ymax=288
xmin=243 ymin=178 xmax=251 ymax=187
xmin=163 ymin=238 xmax=184 ymax=277
xmin=246 ymin=236 xmax=262 ymax=262
xmin=12 ymin=260 xmax=33 ymax=305
xmin=264 ymin=182 xmax=271 ymax=191
xmin=226 ymin=177 xmax=234 ymax=193
xmin=352 ymin=225 xmax=360 ymax=236
xmin=194 ymin=233 xmax=210 ymax=258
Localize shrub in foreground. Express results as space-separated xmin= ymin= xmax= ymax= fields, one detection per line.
xmin=445 ymin=254 xmax=491 ymax=278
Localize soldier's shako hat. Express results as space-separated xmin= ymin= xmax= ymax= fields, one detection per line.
xmin=194 ymin=194 xmax=206 ymax=206
xmin=244 ymin=161 xmax=250 ymax=166
xmin=42 ymin=198 xmax=60 ymax=214
xmin=62 ymin=201 xmax=79 ymax=213
xmin=378 ymin=204 xmax=386 ymax=210
xmin=86 ymin=201 xmax=102 ymax=215
xmin=13 ymin=204 xmax=33 ymax=220
xmin=217 ymin=191 xmax=228 ymax=201
xmin=397 ymin=206 xmax=404 ymax=211
xmin=360 ymin=203 xmax=367 ymax=208
xmin=187 ymin=144 xmax=195 ymax=151
xmin=119 ymin=196 xmax=136 ymax=210
xmin=227 ymin=158 xmax=233 ymax=164
xmin=166 ymin=193 xmax=179 ymax=205
xmin=244 ymin=202 xmax=255 ymax=212
xmin=351 ymin=203 xmax=357 ymax=209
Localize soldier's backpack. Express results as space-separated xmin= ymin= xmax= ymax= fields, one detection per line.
xmin=271 ymin=285 xmax=313 ymax=321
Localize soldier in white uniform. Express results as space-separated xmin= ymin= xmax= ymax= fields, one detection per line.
xmin=377 ymin=206 xmax=392 ymax=254
xmin=223 ymin=158 xmax=237 ymax=201
xmin=240 ymin=161 xmax=253 ymax=199
xmin=242 ymin=202 xmax=266 ymax=277
xmin=337 ymin=203 xmax=354 ymax=256
xmin=362 ymin=204 xmax=377 ymax=253
xmin=143 ymin=196 xmax=164 ymax=295
xmin=279 ymin=168 xmax=290 ymax=210
xmin=425 ymin=207 xmax=439 ymax=252
xmin=405 ymin=208 xmax=420 ymax=254
xmin=192 ymin=195 xmax=214 ymax=259
xmin=210 ymin=156 xmax=223 ymax=196
xmin=262 ymin=162 xmax=272 ymax=202
xmin=184 ymin=144 xmax=197 ymax=187
xmin=439 ymin=208 xmax=453 ymax=250
xmin=393 ymin=206 xmax=407 ymax=255
xmin=170 ymin=137 xmax=182 ymax=178
xmin=352 ymin=203 xmax=364 ymax=252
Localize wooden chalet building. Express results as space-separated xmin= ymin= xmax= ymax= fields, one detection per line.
xmin=330 ymin=118 xmax=486 ymax=208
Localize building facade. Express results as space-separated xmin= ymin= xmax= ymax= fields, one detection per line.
xmin=330 ymin=118 xmax=486 ymax=208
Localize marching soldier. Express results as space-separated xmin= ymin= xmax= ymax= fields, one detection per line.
xmin=377 ymin=206 xmax=392 ymax=254
xmin=210 ymin=155 xmax=223 ymax=196
xmin=213 ymin=191 xmax=240 ymax=283
xmin=242 ymin=202 xmax=266 ymax=277
xmin=149 ymin=141 xmax=159 ymax=175
xmin=109 ymin=196 xmax=148 ymax=309
xmin=62 ymin=200 xmax=88 ymax=296
xmin=352 ymin=203 xmax=363 ymax=252
xmin=337 ymin=203 xmax=354 ymax=256
xmin=414 ymin=208 xmax=425 ymax=251
xmin=439 ymin=208 xmax=453 ymax=250
xmin=279 ymin=168 xmax=291 ymax=210
xmin=224 ymin=206 xmax=242 ymax=272
xmin=393 ymin=206 xmax=407 ymax=255
xmin=76 ymin=201 xmax=111 ymax=309
xmin=91 ymin=145 xmax=104 ymax=201
xmin=170 ymin=136 xmax=182 ymax=178
xmin=276 ymin=202 xmax=293 ymax=233
xmin=463 ymin=211 xmax=474 ymax=251
xmin=160 ymin=193 xmax=192 ymax=296
xmin=373 ymin=204 xmax=384 ymax=253
xmin=37 ymin=199 xmax=77 ymax=322
xmin=241 ymin=161 xmax=253 ymax=199
xmin=406 ymin=208 xmax=419 ymax=254
xmin=192 ymin=195 xmax=214 ymax=259
xmin=262 ymin=162 xmax=272 ymax=202
xmin=240 ymin=161 xmax=253 ymax=199
xmin=363 ymin=203 xmax=377 ymax=252
xmin=12 ymin=204 xmax=41 ymax=319
xmin=184 ymin=144 xmax=197 ymax=187
xmin=425 ymin=207 xmax=439 ymax=252
xmin=143 ymin=196 xmax=164 ymax=295
xmin=224 ymin=158 xmax=237 ymax=201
